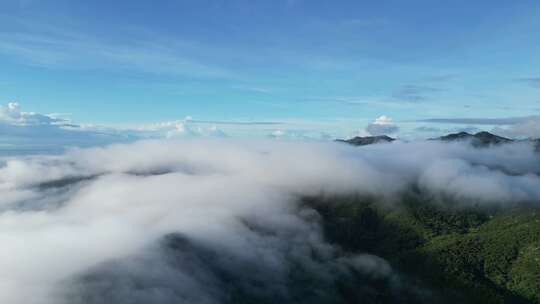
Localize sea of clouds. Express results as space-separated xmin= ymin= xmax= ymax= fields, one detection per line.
xmin=0 ymin=138 xmax=539 ymax=303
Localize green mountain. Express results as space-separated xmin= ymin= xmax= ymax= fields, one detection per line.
xmin=305 ymin=193 xmax=540 ymax=303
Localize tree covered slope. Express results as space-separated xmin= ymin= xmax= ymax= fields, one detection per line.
xmin=306 ymin=194 xmax=540 ymax=303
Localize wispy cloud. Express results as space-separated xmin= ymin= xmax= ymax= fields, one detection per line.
xmin=230 ymin=85 xmax=272 ymax=94
xmin=297 ymin=96 xmax=420 ymax=108
xmin=419 ymin=116 xmax=540 ymax=125
xmin=188 ymin=119 xmax=283 ymax=126
xmin=414 ymin=126 xmax=441 ymax=133
xmin=515 ymin=77 xmax=540 ymax=89
xmin=338 ymin=18 xmax=392 ymax=28
xmin=0 ymin=18 xmax=233 ymax=79
xmin=417 ymin=115 xmax=540 ymax=139
xmin=492 ymin=117 xmax=540 ymax=139
xmin=392 ymin=85 xmax=444 ymax=102
xmin=422 ymin=74 xmax=457 ymax=82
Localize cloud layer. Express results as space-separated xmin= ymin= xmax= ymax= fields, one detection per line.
xmin=0 ymin=139 xmax=539 ymax=303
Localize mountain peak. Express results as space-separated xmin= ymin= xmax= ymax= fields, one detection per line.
xmin=336 ymin=135 xmax=395 ymax=146
xmin=436 ymin=131 xmax=512 ymax=146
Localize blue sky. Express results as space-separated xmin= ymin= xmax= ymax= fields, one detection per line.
xmin=0 ymin=0 xmax=540 ymax=143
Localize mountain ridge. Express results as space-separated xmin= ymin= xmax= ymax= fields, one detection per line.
xmin=336 ymin=135 xmax=395 ymax=146
xmin=338 ymin=131 xmax=539 ymax=148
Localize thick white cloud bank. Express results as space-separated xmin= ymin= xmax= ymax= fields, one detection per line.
xmin=0 ymin=139 xmax=539 ymax=303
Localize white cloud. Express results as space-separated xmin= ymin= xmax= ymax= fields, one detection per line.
xmin=492 ymin=117 xmax=540 ymax=139
xmin=141 ymin=118 xmax=228 ymax=139
xmin=0 ymin=102 xmax=62 ymax=126
xmin=365 ymin=115 xmax=399 ymax=136
xmin=0 ymin=139 xmax=539 ymax=302
xmin=165 ymin=122 xmax=196 ymax=138
xmin=0 ymin=103 xmax=233 ymax=155
xmin=0 ymin=103 xmax=137 ymax=155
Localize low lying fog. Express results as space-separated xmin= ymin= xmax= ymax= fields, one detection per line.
xmin=0 ymin=139 xmax=539 ymax=303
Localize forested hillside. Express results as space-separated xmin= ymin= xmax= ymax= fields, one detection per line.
xmin=306 ymin=193 xmax=540 ymax=303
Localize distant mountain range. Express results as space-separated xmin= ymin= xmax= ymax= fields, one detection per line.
xmin=338 ymin=131 xmax=540 ymax=149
